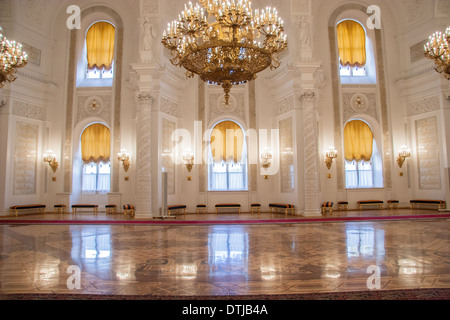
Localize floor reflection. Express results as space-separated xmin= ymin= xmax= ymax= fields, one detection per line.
xmin=346 ymin=223 xmax=385 ymax=259
xmin=208 ymin=226 xmax=249 ymax=279
xmin=70 ymin=226 xmax=113 ymax=279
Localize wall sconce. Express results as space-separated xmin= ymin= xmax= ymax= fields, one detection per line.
xmin=117 ymin=148 xmax=131 ymax=172
xmin=43 ymin=150 xmax=59 ymax=173
xmin=397 ymin=145 xmax=411 ymax=168
xmin=261 ymin=148 xmax=272 ymax=179
xmin=183 ymin=152 xmax=194 ymax=181
xmin=325 ymin=146 xmax=338 ymax=170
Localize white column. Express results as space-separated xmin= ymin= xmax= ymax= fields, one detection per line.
xmin=301 ymin=90 xmax=321 ymax=216
xmin=135 ymin=92 xmax=154 ymax=218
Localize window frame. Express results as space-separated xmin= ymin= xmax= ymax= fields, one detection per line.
xmin=207 ymin=120 xmax=249 ymax=192
xmin=82 ymin=161 xmax=111 ymax=194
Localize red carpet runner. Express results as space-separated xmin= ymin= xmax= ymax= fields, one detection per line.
xmin=1 ymin=214 xmax=449 ymax=225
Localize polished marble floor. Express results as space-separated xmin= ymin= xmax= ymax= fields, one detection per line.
xmin=0 ymin=209 xmax=449 ymax=297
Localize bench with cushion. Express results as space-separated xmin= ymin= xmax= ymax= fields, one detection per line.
xmin=54 ymin=204 xmax=67 ymax=214
xmin=123 ymin=204 xmax=135 ymax=216
xmin=387 ymin=200 xmax=399 ymax=209
xmin=10 ymin=204 xmax=46 ymax=217
xmin=105 ymin=204 xmax=117 ymax=214
xmin=215 ymin=204 xmax=241 ymax=214
xmin=269 ymin=203 xmax=295 ymax=216
xmin=410 ymin=200 xmax=446 ymax=210
xmin=321 ymin=202 xmax=334 ymax=215
xmin=196 ymin=204 xmax=207 ymax=215
xmin=168 ymin=205 xmax=187 ymax=215
xmin=357 ymin=200 xmax=384 ymax=210
xmin=338 ymin=201 xmax=348 ymax=211
xmin=72 ymin=204 xmax=99 ymax=215
xmin=251 ymin=203 xmax=261 ymax=215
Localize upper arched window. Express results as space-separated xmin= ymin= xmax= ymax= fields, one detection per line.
xmin=337 ymin=20 xmax=367 ymax=77
xmin=85 ymin=21 xmax=116 ymax=80
xmin=344 ymin=120 xmax=383 ymax=189
xmin=208 ymin=121 xmax=248 ymax=191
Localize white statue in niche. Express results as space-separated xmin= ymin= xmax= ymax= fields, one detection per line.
xmin=298 ymin=17 xmax=311 ymax=49
xmin=140 ymin=16 xmax=156 ymax=62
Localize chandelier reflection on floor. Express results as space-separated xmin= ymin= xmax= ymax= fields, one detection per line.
xmin=424 ymin=26 xmax=450 ymax=80
xmin=161 ymin=0 xmax=288 ymax=105
xmin=0 ymin=27 xmax=28 ymax=88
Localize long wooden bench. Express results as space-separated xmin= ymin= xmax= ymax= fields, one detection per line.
xmin=72 ymin=204 xmax=98 ymax=215
xmin=215 ymin=204 xmax=241 ymax=214
xmin=410 ymin=200 xmax=446 ymax=210
xmin=269 ymin=203 xmax=295 ymax=216
xmin=357 ymin=200 xmax=384 ymax=210
xmin=168 ymin=205 xmax=187 ymax=215
xmin=10 ymin=204 xmax=46 ymax=217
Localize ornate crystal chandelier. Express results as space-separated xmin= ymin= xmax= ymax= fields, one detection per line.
xmin=162 ymin=0 xmax=287 ymax=105
xmin=0 ymin=27 xmax=28 ymax=88
xmin=424 ymin=26 xmax=450 ymax=80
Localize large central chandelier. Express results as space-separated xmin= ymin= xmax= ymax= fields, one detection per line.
xmin=162 ymin=0 xmax=287 ymax=105
xmin=424 ymin=26 xmax=450 ymax=80
xmin=0 ymin=27 xmax=28 ymax=88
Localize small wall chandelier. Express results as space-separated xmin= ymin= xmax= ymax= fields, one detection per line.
xmin=162 ymin=0 xmax=288 ymax=105
xmin=424 ymin=26 xmax=450 ymax=80
xmin=0 ymin=27 xmax=28 ymax=88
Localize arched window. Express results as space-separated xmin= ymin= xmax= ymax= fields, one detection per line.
xmin=85 ymin=21 xmax=115 ymax=80
xmin=344 ymin=120 xmax=383 ymax=189
xmin=337 ymin=20 xmax=367 ymax=77
xmin=208 ymin=121 xmax=248 ymax=191
xmin=81 ymin=123 xmax=111 ymax=193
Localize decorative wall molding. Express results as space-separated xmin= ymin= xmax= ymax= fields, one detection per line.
xmin=160 ymin=97 xmax=178 ymax=117
xmin=209 ymin=92 xmax=245 ymax=122
xmin=12 ymin=101 xmax=46 ymax=121
xmin=343 ymin=93 xmax=378 ymax=121
xmin=415 ymin=116 xmax=442 ymax=190
xmin=290 ymin=0 xmax=311 ymax=14
xmin=142 ymin=0 xmax=159 ymax=14
xmin=408 ymin=95 xmax=441 ymax=116
xmin=402 ymin=0 xmax=424 ymax=23
xmin=13 ymin=122 xmax=39 ymax=196
xmin=410 ymin=40 xmax=427 ymax=63
xmin=25 ymin=0 xmax=47 ymax=27
xmin=76 ymin=95 xmax=111 ymax=125
xmin=0 ymin=0 xmax=12 ymax=17
xmin=277 ymin=96 xmax=295 ymax=115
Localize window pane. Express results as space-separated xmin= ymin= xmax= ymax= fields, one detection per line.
xmin=352 ymin=66 xmax=366 ymax=77
xmin=340 ymin=65 xmax=351 ymax=77
xmin=86 ymin=68 xmax=101 ymax=79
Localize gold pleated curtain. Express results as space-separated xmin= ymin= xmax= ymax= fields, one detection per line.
xmin=86 ymin=22 xmax=116 ymax=71
xmin=344 ymin=120 xmax=373 ymax=163
xmin=337 ymin=20 xmax=366 ymax=68
xmin=210 ymin=121 xmax=244 ymax=163
xmin=81 ymin=124 xmax=111 ymax=164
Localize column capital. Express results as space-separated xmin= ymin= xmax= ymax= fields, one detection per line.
xmin=299 ymin=89 xmax=318 ymax=103
xmin=137 ymin=91 xmax=154 ymax=105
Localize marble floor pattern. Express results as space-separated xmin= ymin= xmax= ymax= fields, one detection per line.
xmin=0 ymin=212 xmax=450 ymax=297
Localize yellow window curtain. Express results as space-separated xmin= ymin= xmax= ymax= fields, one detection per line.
xmin=337 ymin=20 xmax=366 ymax=68
xmin=344 ymin=120 xmax=373 ymax=163
xmin=86 ymin=22 xmax=116 ymax=71
xmin=81 ymin=124 xmax=111 ymax=164
xmin=210 ymin=121 xmax=244 ymax=163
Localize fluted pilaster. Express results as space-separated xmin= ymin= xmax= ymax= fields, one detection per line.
xmin=135 ymin=91 xmax=154 ymax=218
xmin=300 ymin=90 xmax=321 ymax=216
